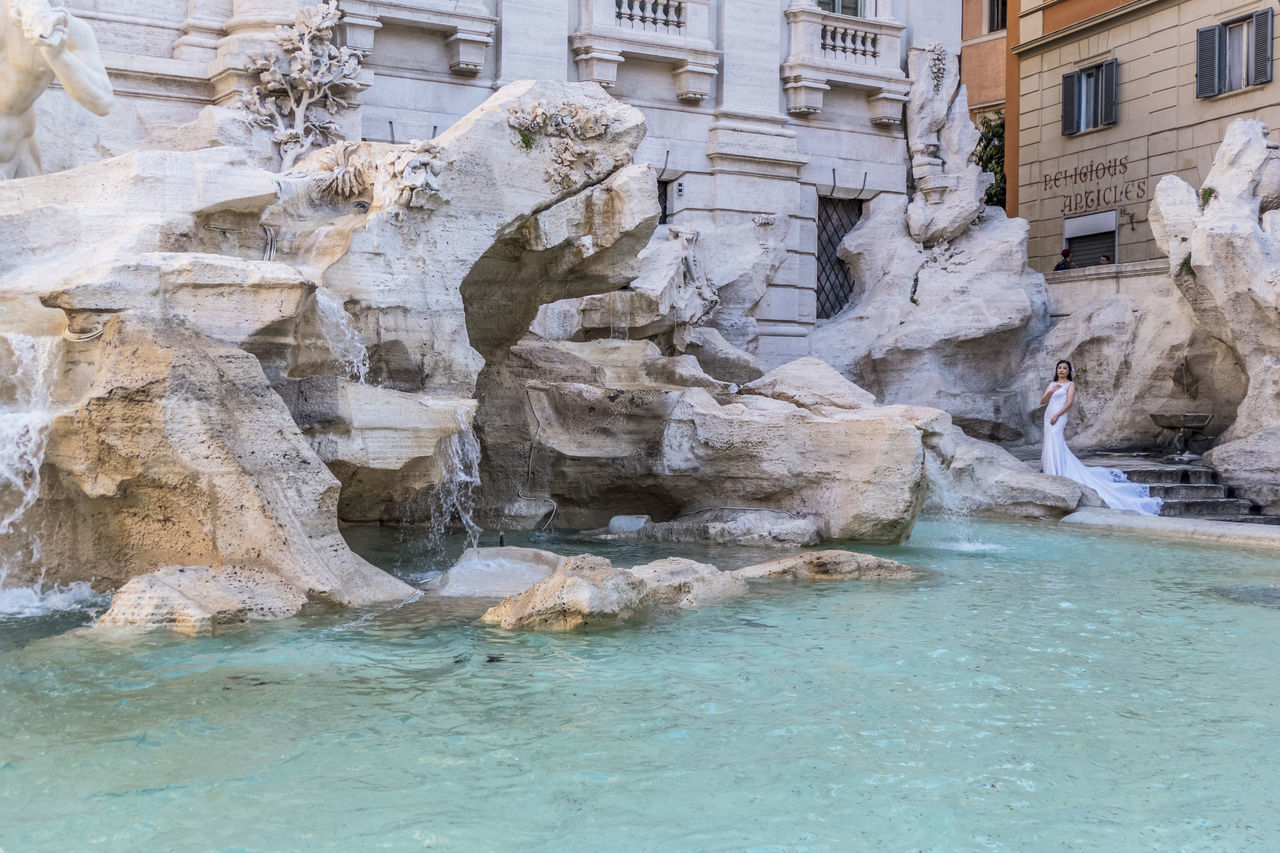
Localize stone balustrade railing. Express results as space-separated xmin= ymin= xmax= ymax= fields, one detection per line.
xmin=820 ymin=20 xmax=881 ymax=63
xmin=615 ymin=0 xmax=687 ymax=33
xmin=570 ymin=0 xmax=718 ymax=102
xmin=781 ymin=2 xmax=908 ymax=122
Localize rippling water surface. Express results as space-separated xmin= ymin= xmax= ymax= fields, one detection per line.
xmin=3 ymin=518 xmax=1280 ymax=851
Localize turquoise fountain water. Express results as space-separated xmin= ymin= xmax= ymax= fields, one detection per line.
xmin=3 ymin=518 xmax=1280 ymax=851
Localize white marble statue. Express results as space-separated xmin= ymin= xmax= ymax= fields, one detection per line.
xmin=1 ymin=0 xmax=112 ymax=179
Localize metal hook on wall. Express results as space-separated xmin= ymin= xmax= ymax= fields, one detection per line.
xmin=656 ymin=149 xmax=672 ymax=181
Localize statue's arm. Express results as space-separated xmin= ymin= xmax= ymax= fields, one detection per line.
xmin=41 ymin=16 xmax=113 ymax=116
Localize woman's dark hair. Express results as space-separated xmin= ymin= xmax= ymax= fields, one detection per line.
xmin=1052 ymin=359 xmax=1073 ymax=381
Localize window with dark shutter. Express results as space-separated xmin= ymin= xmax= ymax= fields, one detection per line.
xmin=1062 ymin=71 xmax=1080 ymax=135
xmin=1062 ymin=61 xmax=1117 ymax=135
xmin=1198 ymin=12 xmax=1274 ymax=97
xmin=1251 ymin=8 xmax=1273 ymax=86
xmin=1100 ymin=59 xmax=1118 ymax=126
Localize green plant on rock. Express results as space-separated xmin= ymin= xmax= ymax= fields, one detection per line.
xmin=518 ymin=127 xmax=536 ymax=150
xmin=1199 ymin=186 xmax=1217 ymax=210
xmin=976 ymin=111 xmax=1006 ymax=209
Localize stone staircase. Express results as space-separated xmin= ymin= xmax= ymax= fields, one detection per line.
xmin=1087 ymin=456 xmax=1280 ymax=524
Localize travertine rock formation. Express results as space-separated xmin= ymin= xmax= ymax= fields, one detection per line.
xmin=1017 ymin=283 xmax=1243 ymax=451
xmin=38 ymin=316 xmax=414 ymax=625
xmin=732 ymin=550 xmax=924 ymax=581
xmin=0 ymin=81 xmax=660 ymax=627
xmin=626 ymin=557 xmax=747 ymax=608
xmin=529 ymin=217 xmax=787 ymax=383
xmin=476 ymin=548 xmax=926 ymax=631
xmin=480 ymin=554 xmax=648 ymax=630
xmin=904 ymin=44 xmax=990 ymax=247
xmin=1148 ymin=118 xmax=1280 ymax=509
xmin=924 ymin=427 xmax=1095 ymax=518
xmin=810 ymin=196 xmax=1049 ymax=443
xmin=476 ymin=337 xmax=954 ymax=543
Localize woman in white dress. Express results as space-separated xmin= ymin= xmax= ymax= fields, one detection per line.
xmin=1040 ymin=360 xmax=1162 ymax=515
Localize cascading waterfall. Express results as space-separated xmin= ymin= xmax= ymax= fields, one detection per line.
xmin=0 ymin=333 xmax=60 ymax=545
xmin=922 ymin=446 xmax=984 ymax=549
xmin=313 ymin=286 xmax=370 ymax=383
xmin=429 ymin=409 xmax=482 ymax=551
xmin=0 ymin=333 xmax=101 ymax=615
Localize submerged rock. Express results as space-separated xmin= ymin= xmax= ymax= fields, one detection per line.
xmin=626 ymin=557 xmax=747 ymax=608
xmin=603 ymin=509 xmax=822 ymax=548
xmin=438 ymin=546 xmax=566 ymax=598
xmin=95 ymin=565 xmax=314 ymax=636
xmin=480 ymin=554 xmax=647 ymax=630
xmin=733 ymin=550 xmax=925 ymax=581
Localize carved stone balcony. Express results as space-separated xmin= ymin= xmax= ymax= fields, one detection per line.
xmin=569 ymin=0 xmax=720 ymax=103
xmin=781 ymin=0 xmax=908 ymax=123
xmin=339 ymin=0 xmax=498 ymax=76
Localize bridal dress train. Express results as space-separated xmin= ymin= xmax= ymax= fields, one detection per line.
xmin=1041 ymin=383 xmax=1162 ymax=516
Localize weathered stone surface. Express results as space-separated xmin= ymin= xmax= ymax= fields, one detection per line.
xmin=478 ymin=337 xmax=952 ymax=543
xmin=94 ymin=565 xmax=307 ymax=636
xmin=528 ymin=217 xmax=786 ymax=379
xmin=733 ymin=550 xmax=924 ymax=581
xmin=626 ymin=557 xmax=747 ymax=608
xmin=1147 ymin=119 xmax=1280 ymax=502
xmin=1204 ymin=429 xmax=1280 ymax=514
xmin=480 ymin=554 xmax=647 ymax=630
xmin=1 ymin=81 xmax=664 ymax=631
xmin=904 ymin=46 xmax=990 ymax=247
xmin=810 ymin=196 xmax=1049 ymax=443
xmin=277 ymin=377 xmax=478 ymax=522
xmin=438 ymin=546 xmax=566 ymax=598
xmin=925 ymin=427 xmax=1093 ymax=518
xmin=1019 ymin=286 xmax=1242 ymax=451
xmin=742 ymin=357 xmax=876 ymax=413
xmin=623 ymin=509 xmax=822 ymax=547
xmin=30 ymin=316 xmax=412 ymax=615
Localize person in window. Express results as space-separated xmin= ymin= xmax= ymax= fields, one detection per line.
xmin=1098 ymin=254 xmax=1112 ymax=265
xmin=1052 ymin=249 xmax=1075 ymax=271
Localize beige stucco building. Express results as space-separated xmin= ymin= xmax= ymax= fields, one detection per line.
xmin=1012 ymin=0 xmax=1279 ymax=273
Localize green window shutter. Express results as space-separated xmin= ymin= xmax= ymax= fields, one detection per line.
xmin=1062 ymin=71 xmax=1079 ymax=135
xmin=1196 ymin=25 xmax=1222 ymax=97
xmin=1251 ymin=8 xmax=1273 ymax=85
xmin=1100 ymin=59 xmax=1118 ymax=126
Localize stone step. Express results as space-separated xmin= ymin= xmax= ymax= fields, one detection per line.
xmin=1116 ymin=467 xmax=1219 ymax=485
xmin=1199 ymin=515 xmax=1280 ymax=526
xmin=1143 ymin=483 xmax=1228 ymax=500
xmin=1157 ymin=498 xmax=1256 ymax=518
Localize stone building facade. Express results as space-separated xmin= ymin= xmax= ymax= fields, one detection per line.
xmin=1007 ymin=0 xmax=1280 ymax=273
xmin=960 ymin=0 xmax=1008 ymax=119
xmin=32 ymin=0 xmax=958 ymax=366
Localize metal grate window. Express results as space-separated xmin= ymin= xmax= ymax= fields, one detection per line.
xmin=1065 ymin=231 xmax=1116 ymax=267
xmin=658 ymin=180 xmax=670 ymax=224
xmin=815 ymin=196 xmax=862 ymax=319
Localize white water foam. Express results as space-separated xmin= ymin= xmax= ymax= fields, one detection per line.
xmin=314 ymin=287 xmax=370 ymax=383
xmin=0 ymin=333 xmax=61 ymax=539
xmin=0 ymin=579 xmax=105 ymax=619
xmin=430 ymin=409 xmax=482 ymax=551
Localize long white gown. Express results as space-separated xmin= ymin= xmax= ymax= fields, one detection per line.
xmin=1041 ymin=382 xmax=1162 ymax=516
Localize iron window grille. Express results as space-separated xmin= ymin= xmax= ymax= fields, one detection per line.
xmin=815 ymin=196 xmax=862 ymax=320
